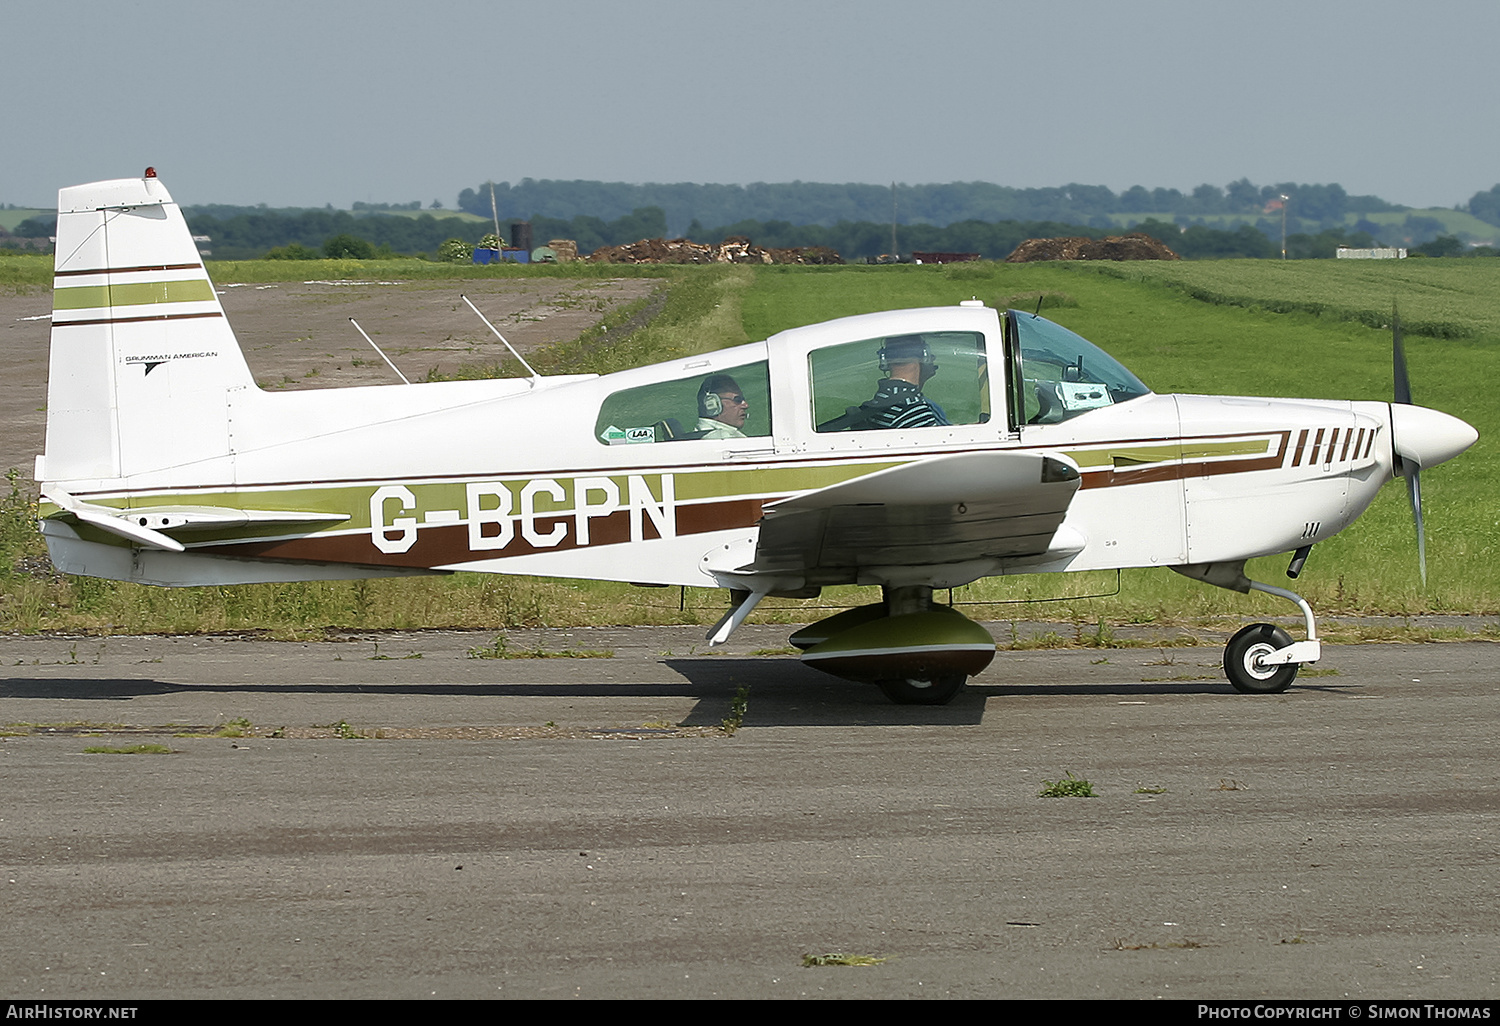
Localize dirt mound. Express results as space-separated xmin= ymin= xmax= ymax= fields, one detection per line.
xmin=1005 ymin=232 xmax=1179 ymax=262
xmin=762 ymin=244 xmax=844 ymax=265
xmin=588 ymin=235 xmax=842 ymax=265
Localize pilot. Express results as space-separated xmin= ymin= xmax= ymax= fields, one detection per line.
xmin=695 ymin=374 xmax=750 ymax=439
xmin=859 ymin=335 xmax=949 ymax=429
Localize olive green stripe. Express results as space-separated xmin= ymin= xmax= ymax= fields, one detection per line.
xmin=48 ymin=462 xmax=912 ymax=541
xmin=1065 ymin=439 xmax=1269 ymax=469
xmin=52 ymin=279 xmax=216 ymax=311
xmin=672 ymin=461 xmax=903 ymax=501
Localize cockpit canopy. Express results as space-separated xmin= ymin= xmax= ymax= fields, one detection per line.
xmin=590 ymin=305 xmax=1152 ymax=447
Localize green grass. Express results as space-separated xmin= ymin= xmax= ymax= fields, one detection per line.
xmin=1093 ymin=207 xmax=1500 ymax=243
xmin=0 ymin=209 xmax=52 ymax=232
xmin=3 ymin=258 xmax=1497 ymax=635
xmin=0 ymin=253 xmax=51 ymax=290
xmin=1351 ymin=208 xmax=1499 ymax=241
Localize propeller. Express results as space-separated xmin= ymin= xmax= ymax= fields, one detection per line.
xmin=1388 ymin=302 xmax=1478 ymax=586
xmin=1390 ymin=301 xmax=1426 ymax=585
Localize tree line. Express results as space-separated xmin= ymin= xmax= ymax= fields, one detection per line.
xmin=7 ymin=177 xmax=1496 ymax=260
xmin=458 ymin=178 xmax=1411 ymax=236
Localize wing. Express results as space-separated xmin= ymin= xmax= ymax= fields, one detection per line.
xmin=748 ymin=450 xmax=1082 ymax=585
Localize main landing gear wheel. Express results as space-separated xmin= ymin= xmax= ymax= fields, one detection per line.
xmin=1223 ymin=623 xmax=1298 ymax=694
xmin=876 ymin=675 xmax=966 ymax=706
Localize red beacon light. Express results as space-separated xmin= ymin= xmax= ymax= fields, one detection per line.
xmin=144 ymin=167 xmax=157 ymax=178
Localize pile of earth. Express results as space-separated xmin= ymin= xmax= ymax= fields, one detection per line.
xmin=1005 ymin=233 xmax=1179 ymax=262
xmin=588 ymin=235 xmax=843 ymax=265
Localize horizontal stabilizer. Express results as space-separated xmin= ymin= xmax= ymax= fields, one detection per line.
xmin=100 ymin=506 xmax=350 ymax=533
xmin=43 ymin=491 xmax=349 ymax=550
xmin=44 ymin=489 xmax=183 ymax=552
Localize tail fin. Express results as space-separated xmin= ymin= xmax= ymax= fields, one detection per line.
xmin=42 ymin=172 xmax=254 ymax=486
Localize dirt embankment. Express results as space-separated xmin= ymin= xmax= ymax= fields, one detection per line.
xmin=1006 ymin=232 xmax=1179 ymax=262
xmin=588 ymin=235 xmax=843 ymax=265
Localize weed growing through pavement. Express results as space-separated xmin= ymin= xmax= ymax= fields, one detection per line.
xmin=802 ymin=953 xmax=886 ymax=967
xmin=467 ymin=634 xmax=613 ymax=659
xmin=721 ymin=685 xmax=750 ymax=735
xmin=1038 ymin=771 xmax=1095 ymax=797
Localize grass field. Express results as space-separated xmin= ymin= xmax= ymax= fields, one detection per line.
xmin=0 ymin=209 xmax=51 ymax=233
xmin=1097 ymin=207 xmax=1500 ymax=242
xmin=2 ymin=255 xmax=1495 ymax=636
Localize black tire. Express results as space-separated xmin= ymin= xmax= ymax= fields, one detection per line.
xmin=1223 ymin=623 xmax=1298 ymax=694
xmin=875 ymin=675 xmax=966 ymax=705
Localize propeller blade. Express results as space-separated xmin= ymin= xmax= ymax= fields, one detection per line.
xmin=1393 ymin=300 xmax=1412 ymax=406
xmin=1393 ymin=299 xmax=1424 ymax=584
xmin=1408 ymin=469 xmax=1426 ymax=587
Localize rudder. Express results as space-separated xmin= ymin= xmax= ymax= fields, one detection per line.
xmin=43 ymin=171 xmax=254 ymax=486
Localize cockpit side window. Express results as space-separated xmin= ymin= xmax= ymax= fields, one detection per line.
xmin=810 ymin=332 xmax=988 ymax=432
xmin=1006 ymin=311 xmax=1151 ymax=425
xmin=595 ymin=360 xmax=771 ymax=445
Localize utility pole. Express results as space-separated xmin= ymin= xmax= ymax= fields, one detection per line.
xmin=1280 ymin=194 xmax=1289 ymax=260
xmin=891 ymin=182 xmax=898 ymax=260
xmin=489 ymin=182 xmax=503 ymax=252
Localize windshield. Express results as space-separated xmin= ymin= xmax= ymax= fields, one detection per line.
xmin=1007 ymin=310 xmax=1150 ymax=425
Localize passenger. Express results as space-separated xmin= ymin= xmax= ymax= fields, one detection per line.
xmin=695 ymin=374 xmax=750 ymax=439
xmin=859 ymin=335 xmax=949 ymax=429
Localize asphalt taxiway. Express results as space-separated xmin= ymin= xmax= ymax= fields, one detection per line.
xmin=1 ymin=627 xmax=1496 ymax=999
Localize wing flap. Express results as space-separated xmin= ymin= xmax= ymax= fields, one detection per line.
xmin=752 ymin=451 xmax=1080 ymax=580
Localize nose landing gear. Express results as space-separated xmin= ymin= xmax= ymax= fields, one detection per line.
xmin=1172 ymin=562 xmax=1322 ymax=694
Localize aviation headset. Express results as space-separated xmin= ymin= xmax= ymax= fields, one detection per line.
xmin=698 ymin=374 xmax=740 ymax=417
xmin=878 ymin=335 xmax=937 ymax=374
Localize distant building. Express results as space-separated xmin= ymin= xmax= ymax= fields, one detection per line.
xmin=1336 ymin=246 xmax=1406 ymax=259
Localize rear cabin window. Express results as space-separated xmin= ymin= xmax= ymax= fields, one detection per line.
xmin=595 ymin=361 xmax=772 ymax=445
xmin=810 ymin=332 xmax=989 ymax=432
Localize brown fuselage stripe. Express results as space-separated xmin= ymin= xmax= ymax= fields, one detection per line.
xmin=1291 ymin=429 xmax=1309 ymax=466
xmin=52 ymin=311 xmax=224 ymax=328
xmin=1078 ymin=452 xmax=1286 ymax=490
xmin=53 ymin=263 xmax=204 ymax=277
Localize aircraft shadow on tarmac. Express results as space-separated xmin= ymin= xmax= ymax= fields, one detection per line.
xmin=0 ymin=656 xmax=1354 ymax=729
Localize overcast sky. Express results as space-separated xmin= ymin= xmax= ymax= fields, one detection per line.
xmin=6 ymin=0 xmax=1497 ymax=211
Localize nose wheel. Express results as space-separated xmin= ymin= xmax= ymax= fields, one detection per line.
xmin=1173 ymin=562 xmax=1323 ymax=695
xmin=1223 ymin=623 xmax=1298 ymax=693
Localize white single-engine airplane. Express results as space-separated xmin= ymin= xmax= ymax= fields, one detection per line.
xmin=36 ymin=172 xmax=1478 ymax=703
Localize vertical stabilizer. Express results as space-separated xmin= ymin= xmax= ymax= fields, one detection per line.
xmin=43 ymin=173 xmax=254 ymax=486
